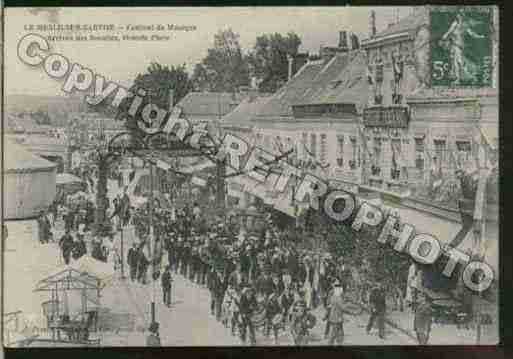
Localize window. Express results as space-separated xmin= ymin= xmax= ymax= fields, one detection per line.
xmin=391 ymin=139 xmax=402 ymax=179
xmin=375 ymin=64 xmax=384 ymax=83
xmin=456 ymin=141 xmax=471 ymax=165
xmin=302 ymin=132 xmax=308 ymax=159
xmin=372 ymin=138 xmax=382 ymax=175
xmin=336 ymin=135 xmax=344 ymax=167
xmin=349 ymin=137 xmax=358 ymax=170
xmin=320 ymin=134 xmax=327 ymax=164
xmin=264 ymin=135 xmax=271 ymax=150
xmin=434 ymin=139 xmax=446 ymax=169
xmin=373 ymin=138 xmax=382 ymax=163
xmin=310 ymin=133 xmax=317 ymax=158
xmin=415 ymin=137 xmax=425 ymax=152
xmin=275 ymin=135 xmax=283 ymax=153
xmin=415 ymin=137 xmax=425 ymax=170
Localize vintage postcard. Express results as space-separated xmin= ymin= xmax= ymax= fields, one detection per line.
xmin=2 ymin=6 xmax=499 ymax=347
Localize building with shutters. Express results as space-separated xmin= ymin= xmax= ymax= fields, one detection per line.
xmin=252 ymin=30 xmax=366 ymax=193
xmin=359 ymin=6 xmax=498 ymax=210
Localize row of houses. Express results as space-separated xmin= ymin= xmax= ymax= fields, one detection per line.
xmin=216 ymin=6 xmax=498 ymax=212
xmin=8 ymin=7 xmax=498 ymax=214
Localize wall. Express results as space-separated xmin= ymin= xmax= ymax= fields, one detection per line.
xmin=253 ymin=117 xmax=361 ymax=185
xmin=361 ymin=7 xmax=499 ymax=202
xmin=4 ymin=169 xmax=57 ymax=219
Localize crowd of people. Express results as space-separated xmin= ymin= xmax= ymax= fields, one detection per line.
xmin=121 ymin=192 xmax=426 ymax=346
xmin=37 ymin=161 xmax=435 ymax=346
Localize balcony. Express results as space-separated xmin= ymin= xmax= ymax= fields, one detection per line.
xmin=363 ymin=105 xmax=410 ymax=128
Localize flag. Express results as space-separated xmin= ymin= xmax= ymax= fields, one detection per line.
xmin=367 ymin=66 xmax=374 ymax=85
xmin=391 ymin=141 xmax=398 ymax=171
xmin=191 ymin=176 xmax=207 ymax=187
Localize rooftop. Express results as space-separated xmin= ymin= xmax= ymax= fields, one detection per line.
xmin=361 ymin=8 xmax=429 ymax=47
xmin=221 ymin=96 xmax=272 ymax=129
xmin=177 ymin=92 xmax=246 ymax=119
xmin=4 ymin=141 xmax=57 ymax=172
xmin=255 ymin=50 xmax=368 ymax=119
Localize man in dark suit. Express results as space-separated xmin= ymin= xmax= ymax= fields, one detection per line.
xmin=127 ymin=242 xmax=140 ymax=281
xmin=414 ymin=292 xmax=432 ymax=344
xmin=367 ymin=283 xmax=386 ymax=339
xmin=255 ymin=270 xmax=275 ymax=298
xmin=327 ymin=281 xmax=345 ymax=345
xmin=161 ymin=265 xmax=173 ymax=307
xmin=238 ymin=286 xmax=258 ymax=345
xmin=59 ymin=230 xmax=74 ymax=265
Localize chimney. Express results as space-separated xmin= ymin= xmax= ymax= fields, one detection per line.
xmin=293 ymin=53 xmax=309 ymax=75
xmin=351 ymin=33 xmax=360 ymax=50
xmin=249 ymin=76 xmax=259 ymax=102
xmin=369 ymin=10 xmax=376 ymax=37
xmin=287 ymin=54 xmax=294 ymax=81
xmin=338 ymin=31 xmax=348 ymax=50
xmin=320 ymin=45 xmax=332 ymax=64
xmin=168 ymin=89 xmax=175 ymax=112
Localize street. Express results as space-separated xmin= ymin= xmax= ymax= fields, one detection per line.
xmin=100 ymin=263 xmax=416 ymax=346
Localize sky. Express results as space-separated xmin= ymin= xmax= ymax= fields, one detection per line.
xmin=4 ymin=6 xmax=413 ymax=97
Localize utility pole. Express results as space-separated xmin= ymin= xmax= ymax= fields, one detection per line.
xmin=149 ymin=162 xmax=157 ymax=326
xmin=120 ymin=222 xmax=125 ymax=279
xmin=94 ymin=153 xmax=110 ymax=236
xmin=216 ymin=158 xmax=227 ymax=219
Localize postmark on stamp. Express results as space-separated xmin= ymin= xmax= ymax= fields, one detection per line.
xmin=430 ymin=6 xmax=492 ymax=87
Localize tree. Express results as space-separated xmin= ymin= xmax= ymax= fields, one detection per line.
xmin=115 ymin=62 xmax=193 ymax=135
xmin=194 ymin=28 xmax=250 ymax=92
xmin=247 ymin=32 xmax=301 ymax=93
xmin=191 ymin=63 xmax=210 ymax=91
xmin=131 ymin=62 xmax=192 ymax=109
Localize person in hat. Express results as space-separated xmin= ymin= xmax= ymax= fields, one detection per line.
xmin=237 ymin=286 xmax=257 ymax=345
xmin=221 ymin=283 xmax=237 ymax=329
xmin=327 ymin=281 xmax=345 ymax=345
xmin=208 ymin=265 xmax=227 ymax=321
xmin=290 ymin=297 xmax=316 ymax=345
xmin=59 ymin=229 xmax=74 ymax=265
xmin=175 ymin=236 xmax=184 ymax=275
xmin=414 ymin=292 xmax=432 ymax=345
xmin=229 ymin=260 xmax=248 ymax=292
xmin=265 ymin=292 xmax=282 ymax=344
xmin=127 ymin=241 xmax=140 ymax=282
xmin=279 ymin=283 xmax=295 ymax=326
xmin=71 ymin=233 xmax=87 ymax=262
xmin=366 ymin=282 xmax=386 ymax=339
xmin=138 ymin=242 xmax=150 ymax=285
xmin=37 ymin=210 xmax=49 ymax=244
xmin=161 ymin=265 xmax=173 ymax=307
xmin=146 ymin=322 xmax=161 ymax=347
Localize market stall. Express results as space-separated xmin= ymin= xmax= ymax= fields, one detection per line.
xmin=33 ymin=256 xmax=115 ymax=346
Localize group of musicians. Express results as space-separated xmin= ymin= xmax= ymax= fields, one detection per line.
xmin=123 ymin=197 xmax=360 ymax=345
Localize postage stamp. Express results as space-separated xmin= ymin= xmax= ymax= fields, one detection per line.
xmin=430 ymin=6 xmax=493 ymax=87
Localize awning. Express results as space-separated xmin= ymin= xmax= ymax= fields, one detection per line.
xmin=368 ymin=200 xmax=466 ymax=246
xmin=35 ymin=255 xmax=115 ymax=291
xmin=71 ymin=255 xmax=116 ymax=282
xmin=479 ymin=124 xmax=498 ymax=150
xmin=191 ymin=176 xmax=207 ymax=187
xmin=56 ymin=173 xmax=83 ymax=186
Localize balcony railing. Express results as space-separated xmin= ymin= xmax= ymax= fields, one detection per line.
xmin=363 ymin=105 xmax=410 ymax=128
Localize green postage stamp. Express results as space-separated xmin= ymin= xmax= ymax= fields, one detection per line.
xmin=431 ymin=6 xmax=493 ymax=87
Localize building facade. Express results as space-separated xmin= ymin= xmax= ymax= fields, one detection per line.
xmin=360 ymin=6 xmax=498 ymax=209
